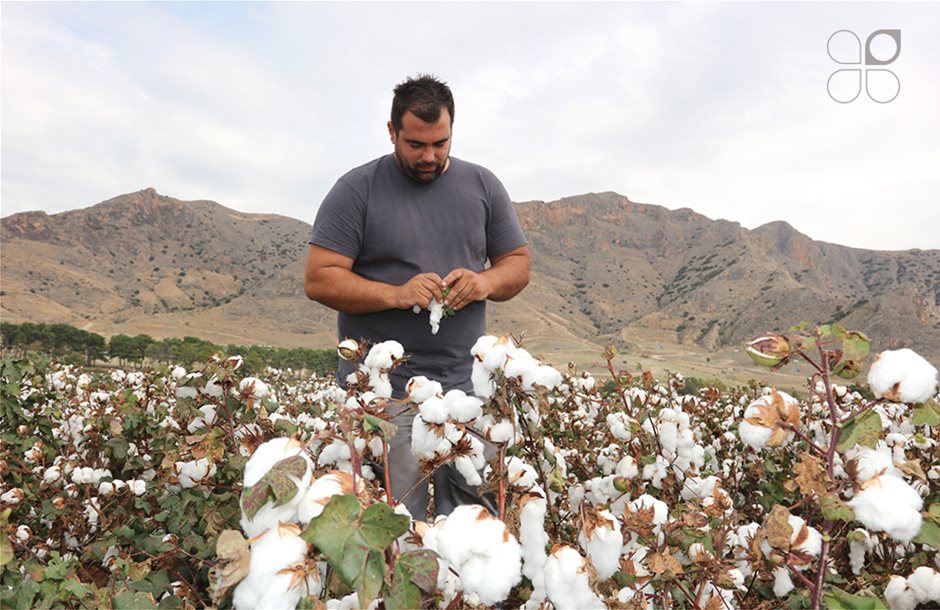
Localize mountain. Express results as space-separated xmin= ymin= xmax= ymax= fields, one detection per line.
xmin=2 ymin=188 xmax=938 ymax=363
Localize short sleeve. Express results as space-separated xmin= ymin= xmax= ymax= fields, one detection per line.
xmin=309 ymin=178 xmax=366 ymax=259
xmin=484 ymin=173 xmax=528 ymax=260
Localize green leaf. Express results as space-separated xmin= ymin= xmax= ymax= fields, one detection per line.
xmin=0 ymin=509 xmax=13 ymax=569
xmin=789 ymin=321 xmax=811 ymax=333
xmin=823 ymin=586 xmax=888 ymax=609
xmin=386 ymin=561 xmax=421 ymax=610
xmin=927 ymin=503 xmax=940 ymax=524
xmin=819 ymin=494 xmax=855 ymax=522
xmin=912 ymin=399 xmax=940 ymax=427
xmin=837 ymin=411 xmax=883 ymax=452
xmin=359 ymin=502 xmax=409 ymax=551
xmin=113 ymin=590 xmax=159 ymax=610
xmin=357 ymin=549 xmax=385 ymax=609
xmin=107 ymin=437 xmax=130 ymax=460
xmin=397 ymin=549 xmax=439 ymax=592
xmin=613 ymin=570 xmax=638 ymax=588
xmin=266 ymin=455 xmax=308 ymax=507
xmin=239 ymin=482 xmax=271 ymax=522
xmin=913 ymin=519 xmax=940 ymax=548
xmin=301 ymin=494 xmax=360 ymax=556
xmin=362 ymin=414 xmax=398 ymax=441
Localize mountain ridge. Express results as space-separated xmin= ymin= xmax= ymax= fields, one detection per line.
xmin=2 ymin=188 xmax=938 ymax=364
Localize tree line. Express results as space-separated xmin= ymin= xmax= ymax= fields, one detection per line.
xmin=0 ymin=321 xmax=337 ymax=376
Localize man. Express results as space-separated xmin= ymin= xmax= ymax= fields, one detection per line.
xmin=305 ymin=74 xmax=530 ymax=520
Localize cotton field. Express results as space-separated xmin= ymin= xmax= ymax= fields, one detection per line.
xmin=1 ymin=323 xmax=939 ymax=610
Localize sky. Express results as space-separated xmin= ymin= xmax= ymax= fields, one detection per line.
xmin=2 ymin=1 xmax=938 ymax=251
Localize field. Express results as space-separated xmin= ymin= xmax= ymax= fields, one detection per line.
xmin=2 ymin=323 xmax=939 ymax=610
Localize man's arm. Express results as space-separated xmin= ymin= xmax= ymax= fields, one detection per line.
xmin=304 ymin=244 xmax=445 ymax=314
xmin=440 ymin=245 xmax=531 ymax=311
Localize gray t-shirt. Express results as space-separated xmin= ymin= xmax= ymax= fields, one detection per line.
xmin=309 ymin=154 xmax=528 ymax=394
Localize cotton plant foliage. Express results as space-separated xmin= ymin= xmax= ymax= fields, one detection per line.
xmin=1 ymin=321 xmax=940 ymax=609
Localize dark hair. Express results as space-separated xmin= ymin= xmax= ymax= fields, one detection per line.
xmin=390 ymin=74 xmax=455 ymax=132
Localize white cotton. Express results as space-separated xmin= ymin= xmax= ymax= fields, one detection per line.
xmin=130 ymin=479 xmax=146 ymax=496
xmin=884 ymin=576 xmax=918 ymax=610
xmin=423 ymin=505 xmax=522 ymax=606
xmin=98 ymin=481 xmax=114 ymax=496
xmin=455 ymin=456 xmax=483 ymax=486
xmin=527 ymin=364 xmax=563 ymax=391
xmin=15 ymin=525 xmax=31 ymax=542
xmin=681 ymin=476 xmax=719 ymax=501
xmin=471 ymin=335 xmax=514 ymax=371
xmin=642 ymin=455 xmax=669 ymax=489
xmin=405 ymin=376 xmax=443 ymax=404
xmin=232 ymin=524 xmax=317 ymax=610
xmin=411 ymin=417 xmax=446 ymax=460
xmin=488 ymin=419 xmax=515 ymax=444
xmin=175 ymin=457 xmax=216 ymax=488
xmin=868 ymin=348 xmax=939 ymax=404
xmin=519 ymin=492 xmax=549 ymax=604
xmin=368 ymin=369 xmax=393 ymax=399
xmin=43 ymin=466 xmax=62 ymax=484
xmin=578 ymin=510 xmax=624 ymax=579
xmin=614 ymin=455 xmax=639 ymax=479
xmin=471 ymin=361 xmax=495 ymax=399
xmin=787 ymin=514 xmax=822 ymax=558
xmin=507 ymin=457 xmax=539 ymax=490
xmin=543 ymin=545 xmax=605 ymax=610
xmin=363 ymin=340 xmax=404 ymax=371
xmin=848 ymin=529 xmax=874 ymax=575
xmin=849 ymin=474 xmax=923 ymax=542
xmin=773 ymin=566 xmax=794 ymax=597
xmin=906 ymin=566 xmax=940 ymax=604
xmin=298 ymin=471 xmax=353 ymax=525
xmin=417 ymin=396 xmax=448 ymax=425
xmin=443 ymin=389 xmax=484 ymax=423
xmin=847 ymin=443 xmax=899 ymax=482
xmin=606 ymin=412 xmax=634 ymax=441
xmin=428 ymin=299 xmax=444 ymax=335
xmin=238 ymin=377 xmax=269 ymax=400
xmin=243 ymin=437 xmax=310 ymax=488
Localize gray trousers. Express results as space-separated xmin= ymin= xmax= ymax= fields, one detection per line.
xmin=385 ymin=407 xmax=497 ymax=521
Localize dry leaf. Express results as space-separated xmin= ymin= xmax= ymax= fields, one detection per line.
xmin=792 ymin=451 xmax=829 ymax=497
xmin=646 ymin=550 xmax=684 ymax=577
xmin=211 ymin=530 xmax=251 ymax=605
xmin=762 ymin=505 xmax=793 ymax=550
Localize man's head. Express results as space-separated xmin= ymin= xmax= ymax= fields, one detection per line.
xmin=388 ymin=74 xmax=455 ymax=183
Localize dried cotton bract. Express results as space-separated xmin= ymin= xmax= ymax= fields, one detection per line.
xmin=739 ymin=390 xmax=800 ymax=449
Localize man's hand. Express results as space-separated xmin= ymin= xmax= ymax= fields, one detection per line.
xmin=441 ymin=268 xmax=492 ymax=311
xmin=396 ymin=272 xmax=445 ymax=310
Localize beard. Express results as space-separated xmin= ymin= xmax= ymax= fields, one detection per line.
xmin=394 ymin=149 xmax=448 ymax=183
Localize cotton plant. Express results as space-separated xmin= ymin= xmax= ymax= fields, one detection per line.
xmin=741 ymin=321 xmax=940 ymax=609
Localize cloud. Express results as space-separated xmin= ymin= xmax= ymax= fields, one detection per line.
xmin=2 ymin=2 xmax=938 ymax=250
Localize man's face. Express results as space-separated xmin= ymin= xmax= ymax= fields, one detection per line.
xmin=388 ymin=109 xmax=452 ymax=183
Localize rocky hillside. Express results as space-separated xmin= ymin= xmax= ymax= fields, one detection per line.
xmin=2 ymin=188 xmax=938 ymax=361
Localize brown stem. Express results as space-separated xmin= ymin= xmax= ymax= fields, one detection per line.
xmin=497 ymin=445 xmax=506 ymax=521
xmin=382 ymin=438 xmax=394 ymax=507
xmin=811 ymin=342 xmax=841 ymax=610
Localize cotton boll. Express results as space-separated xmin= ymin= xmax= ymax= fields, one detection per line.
xmin=443 ymin=389 xmax=484 ymax=423
xmin=773 ymin=566 xmax=794 ymax=597
xmin=527 ymin=364 xmax=563 ymax=391
xmin=884 ymin=576 xmax=918 ymax=610
xmin=507 ymin=457 xmax=539 ymax=490
xmin=238 ymin=377 xmax=269 ymax=400
xmin=243 ymin=437 xmax=310 ymax=488
xmin=298 ymin=471 xmax=354 ymax=525
xmin=606 ymin=412 xmax=634 ymax=441
xmin=868 ymin=348 xmax=939 ymax=404
xmin=175 ymin=457 xmax=217 ymax=488
xmin=418 ymin=397 xmax=448 ymax=425
xmin=363 ymin=340 xmax=404 ymax=371
xmin=519 ymin=491 xmax=549 ymax=605
xmin=543 ymin=545 xmax=605 ymax=610
xmin=406 ymin=376 xmax=443 ymax=404
xmin=487 ymin=419 xmax=515 ymax=444
xmin=233 ymin=523 xmax=317 ymax=610
xmin=471 ymin=335 xmax=513 ymax=371
xmin=906 ymin=566 xmax=940 ymax=604
xmin=455 ymin=456 xmax=483 ymax=486
xmin=848 ymin=529 xmax=874 ymax=575
xmin=739 ymin=418 xmax=775 ymax=450
xmin=578 ymin=509 xmax=624 ymax=579
xmin=849 ymin=475 xmax=923 ymax=542
xmin=615 ymin=455 xmax=639 ymax=479
xmin=411 ymin=417 xmax=446 ymax=460
xmin=846 ymin=443 xmax=899 ymax=482
xmin=423 ymin=505 xmax=522 ymax=606
xmin=471 ymin=361 xmax=495 ymax=400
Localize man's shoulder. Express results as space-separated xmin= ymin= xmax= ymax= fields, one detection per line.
xmin=338 ymin=154 xmax=392 ymax=184
xmin=448 ymin=157 xmax=505 ymax=191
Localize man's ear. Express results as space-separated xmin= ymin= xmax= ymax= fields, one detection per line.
xmin=387 ymin=120 xmax=396 ymax=143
